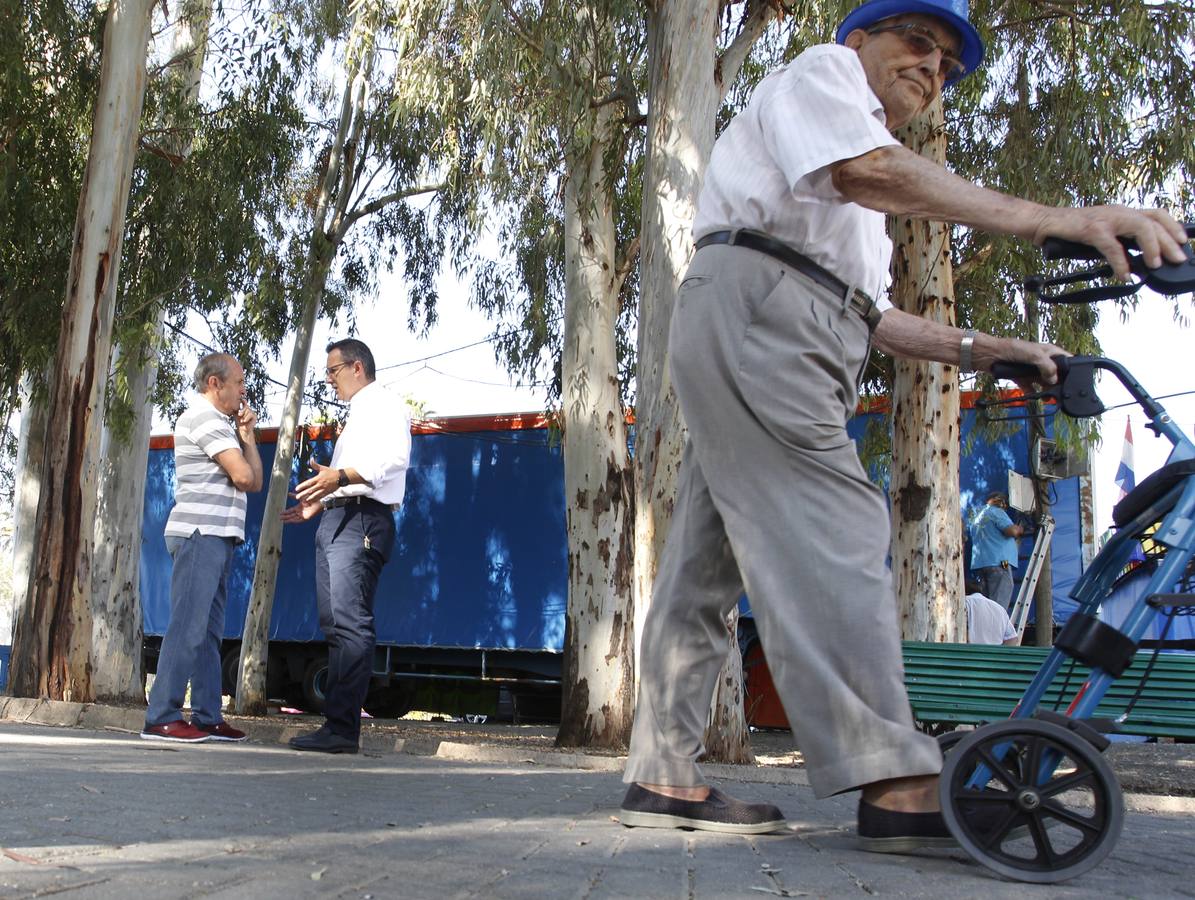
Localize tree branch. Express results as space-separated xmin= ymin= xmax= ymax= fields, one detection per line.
xmin=614 ymin=234 xmax=641 ymax=296
xmin=717 ymin=0 xmax=778 ymax=103
xmin=339 ymin=181 xmax=447 ymax=232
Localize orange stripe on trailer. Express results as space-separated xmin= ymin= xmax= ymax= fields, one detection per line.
xmin=148 ymin=410 xmax=556 ymax=448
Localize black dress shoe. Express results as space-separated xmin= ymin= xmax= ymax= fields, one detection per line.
xmin=289 ymin=728 xmax=358 ymax=754
xmin=857 ymin=800 xmax=956 ymax=853
xmin=619 ymin=784 xmax=787 ymax=834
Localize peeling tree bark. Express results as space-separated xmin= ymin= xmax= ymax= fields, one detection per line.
xmin=556 ymin=104 xmax=636 ymax=749
xmin=9 ymin=381 xmax=48 ymax=652
xmin=91 ymin=0 xmax=215 ymax=704
xmin=634 ymin=0 xmax=715 ymax=695
xmin=8 ymin=0 xmax=155 ymax=701
xmin=90 ymin=325 xmax=159 ymax=702
xmin=888 ymin=96 xmax=963 ymax=642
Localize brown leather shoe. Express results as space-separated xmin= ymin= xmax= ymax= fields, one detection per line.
xmin=140 ymin=720 xmax=211 ymax=743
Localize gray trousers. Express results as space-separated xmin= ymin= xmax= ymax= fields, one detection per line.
xmin=623 ymin=243 xmax=941 ymax=798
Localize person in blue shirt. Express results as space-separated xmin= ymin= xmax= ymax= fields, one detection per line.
xmin=969 ymin=492 xmax=1023 ymax=611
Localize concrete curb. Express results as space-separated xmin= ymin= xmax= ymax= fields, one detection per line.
xmin=4 ymin=699 xmax=1193 ymax=812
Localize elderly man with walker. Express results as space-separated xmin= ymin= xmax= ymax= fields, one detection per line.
xmin=618 ymin=0 xmax=1189 ymax=850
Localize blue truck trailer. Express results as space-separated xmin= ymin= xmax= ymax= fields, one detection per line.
xmin=137 ymin=396 xmax=1093 ymax=720
xmin=141 ymin=412 xmax=569 ymax=720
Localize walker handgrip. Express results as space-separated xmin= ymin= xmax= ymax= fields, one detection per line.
xmin=990 ymin=361 xmax=1042 ymax=381
xmin=1041 ymin=237 xmax=1106 ymax=261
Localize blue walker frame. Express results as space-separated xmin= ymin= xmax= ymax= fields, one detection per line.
xmin=945 ymin=227 xmax=1195 ymax=882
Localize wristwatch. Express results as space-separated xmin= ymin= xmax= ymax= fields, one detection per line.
xmin=337 ymin=469 xmax=349 ymax=488
xmin=959 ymin=329 xmax=978 ymax=373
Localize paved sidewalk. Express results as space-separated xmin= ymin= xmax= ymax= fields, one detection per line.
xmin=2 ymin=721 xmax=1194 ymax=899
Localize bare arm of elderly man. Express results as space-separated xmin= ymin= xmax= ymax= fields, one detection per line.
xmin=871 ymin=308 xmax=1067 ymax=383
xmin=830 ymin=144 xmax=1189 ymax=280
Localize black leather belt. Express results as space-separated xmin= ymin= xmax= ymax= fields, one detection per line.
xmin=695 ymin=229 xmax=882 ymax=330
xmin=322 ymin=495 xmax=396 ymax=512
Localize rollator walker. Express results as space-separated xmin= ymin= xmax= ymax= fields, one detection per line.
xmin=937 ymin=224 xmax=1195 ymax=883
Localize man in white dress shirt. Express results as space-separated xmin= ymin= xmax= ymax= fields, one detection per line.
xmin=619 ymin=0 xmax=1188 ymax=849
xmin=283 ymin=339 xmax=412 ymax=753
xmin=964 ymin=580 xmax=1020 ymax=646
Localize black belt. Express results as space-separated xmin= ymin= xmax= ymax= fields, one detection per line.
xmin=695 ymin=229 xmax=882 ymax=330
xmin=321 ymin=495 xmax=396 ymax=512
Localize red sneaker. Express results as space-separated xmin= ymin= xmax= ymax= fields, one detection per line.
xmin=140 ymin=720 xmax=211 ymax=743
xmin=194 ymin=721 xmax=247 ymax=742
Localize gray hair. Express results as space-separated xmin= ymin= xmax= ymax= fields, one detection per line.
xmin=193 ymin=352 xmax=235 ymax=392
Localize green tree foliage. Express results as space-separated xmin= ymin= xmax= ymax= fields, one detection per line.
xmin=0 ymin=2 xmax=315 ymax=486
xmin=0 ymin=2 xmax=104 ymax=492
xmin=114 ymin=3 xmax=313 ymax=430
xmin=947 ymin=0 xmax=1195 ymax=353
xmin=380 ymin=0 xmax=646 ymax=400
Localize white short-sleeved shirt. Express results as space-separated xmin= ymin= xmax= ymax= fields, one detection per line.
xmin=327 ymin=381 xmax=412 ymax=507
xmin=165 ymin=399 xmax=247 ymax=541
xmin=693 ymin=44 xmax=900 ymax=309
xmin=965 ymin=592 xmax=1018 ymax=645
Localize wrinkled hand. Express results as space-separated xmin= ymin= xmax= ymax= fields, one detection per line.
xmin=293 ymin=461 xmax=340 ymax=504
xmin=280 ymin=498 xmax=322 ymax=524
xmin=236 ymin=405 xmax=258 ymax=442
xmin=1033 ymin=206 xmax=1188 ymax=281
xmin=999 ymin=338 xmax=1070 ymax=389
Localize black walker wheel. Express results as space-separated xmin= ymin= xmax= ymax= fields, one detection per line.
xmin=936 ymin=729 xmax=967 ymax=755
xmin=939 ymin=718 xmax=1124 ymax=884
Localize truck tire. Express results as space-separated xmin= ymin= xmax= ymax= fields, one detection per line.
xmin=301 ymin=656 xmax=329 ymax=714
xmin=221 ymin=647 xmax=241 ymax=698
xmin=365 ymin=684 xmax=414 ymax=719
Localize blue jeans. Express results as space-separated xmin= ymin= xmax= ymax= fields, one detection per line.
xmin=315 ymin=501 xmax=395 ymax=740
xmin=975 ymin=565 xmax=1015 ymax=612
xmin=145 ymin=531 xmax=235 ymax=727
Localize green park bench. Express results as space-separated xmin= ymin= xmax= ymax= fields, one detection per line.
xmin=903 ymin=640 xmax=1195 ymax=740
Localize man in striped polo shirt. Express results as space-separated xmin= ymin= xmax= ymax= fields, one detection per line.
xmin=141 ymin=352 xmax=263 ymax=744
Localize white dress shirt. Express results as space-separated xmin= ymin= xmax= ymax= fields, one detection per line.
xmin=693 ymin=44 xmax=900 ymax=309
xmin=328 ymin=380 xmax=412 ymax=506
xmin=965 ymin=592 xmax=1018 ymax=645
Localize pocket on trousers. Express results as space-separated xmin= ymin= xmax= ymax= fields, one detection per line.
xmin=738 ymin=277 xmax=860 ymax=451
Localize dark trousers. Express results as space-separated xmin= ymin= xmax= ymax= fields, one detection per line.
xmin=314 ymin=501 xmax=396 ymax=739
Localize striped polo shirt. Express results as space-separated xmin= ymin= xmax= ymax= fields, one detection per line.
xmin=164 ymin=400 xmax=247 ymax=541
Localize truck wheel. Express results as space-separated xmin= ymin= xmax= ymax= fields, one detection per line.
xmin=301 ymin=656 xmax=329 ymax=714
xmin=221 ymin=647 xmax=241 ymax=698
xmin=365 ymin=685 xmax=413 ymax=719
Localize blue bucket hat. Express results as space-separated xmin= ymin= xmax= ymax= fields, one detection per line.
xmin=835 ymin=0 xmax=984 ymax=83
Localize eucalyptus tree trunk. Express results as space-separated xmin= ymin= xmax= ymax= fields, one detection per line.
xmin=91 ymin=0 xmax=214 ymax=704
xmin=634 ymin=0 xmax=712 ymax=691
xmin=888 ymin=96 xmax=963 ymax=642
xmin=8 ymin=0 xmax=155 ymax=701
xmin=555 ymin=105 xmax=636 ymax=749
xmin=636 ymin=0 xmax=774 ymax=763
xmin=90 ymin=323 xmax=160 ymax=702
xmin=237 ymin=13 xmax=375 ymax=715
xmin=8 ymin=381 xmax=48 ymax=659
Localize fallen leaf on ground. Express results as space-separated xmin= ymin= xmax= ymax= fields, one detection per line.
xmin=2 ymin=849 xmax=43 ymax=865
